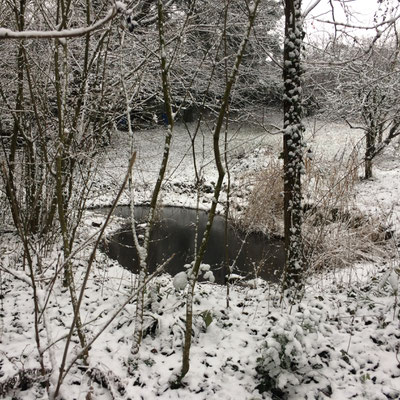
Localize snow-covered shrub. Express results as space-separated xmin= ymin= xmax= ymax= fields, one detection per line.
xmin=172 ymin=263 xmax=215 ymax=291
xmin=257 ymin=302 xmax=331 ymax=395
xmin=295 ymin=299 xmax=331 ymax=335
xmin=378 ymin=268 xmax=399 ymax=296
xmin=377 ymin=267 xmax=400 ymax=321
xmin=257 ymin=314 xmax=309 ymax=392
xmin=173 ymin=271 xmax=189 ymax=291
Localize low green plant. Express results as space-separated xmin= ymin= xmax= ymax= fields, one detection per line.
xmin=200 ymin=310 xmax=213 ymax=330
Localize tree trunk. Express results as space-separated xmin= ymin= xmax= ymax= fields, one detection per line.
xmin=129 ymin=0 xmax=175 ymax=361
xmin=179 ymin=0 xmax=261 ymax=382
xmin=365 ymin=128 xmax=376 ymax=179
xmin=281 ymin=0 xmax=305 ymax=300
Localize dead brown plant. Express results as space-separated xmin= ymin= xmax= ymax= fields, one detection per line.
xmin=237 ymin=158 xmax=284 ymax=235
xmin=236 ymin=147 xmax=394 ymax=273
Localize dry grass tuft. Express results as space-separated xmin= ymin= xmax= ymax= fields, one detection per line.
xmin=236 ymin=158 xmax=284 ymax=236
xmin=235 ymin=148 xmax=394 ymax=272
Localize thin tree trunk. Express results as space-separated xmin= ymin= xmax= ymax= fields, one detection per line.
xmin=365 ymin=128 xmax=376 ymax=179
xmin=129 ymin=0 xmax=176 ymax=360
xmin=5 ymin=0 xmax=26 ymax=230
xmin=179 ymin=0 xmax=261 ymax=381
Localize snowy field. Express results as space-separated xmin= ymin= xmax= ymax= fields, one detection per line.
xmin=1 ymin=114 xmax=400 ymax=399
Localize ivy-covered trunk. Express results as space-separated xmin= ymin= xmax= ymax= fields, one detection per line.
xmin=281 ymin=0 xmax=305 ymax=299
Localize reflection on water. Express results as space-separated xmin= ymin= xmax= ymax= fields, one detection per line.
xmin=101 ymin=206 xmax=284 ymax=284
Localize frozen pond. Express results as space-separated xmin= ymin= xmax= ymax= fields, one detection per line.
xmin=101 ymin=206 xmax=285 ymax=284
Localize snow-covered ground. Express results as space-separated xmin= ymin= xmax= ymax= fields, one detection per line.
xmin=1 ymin=114 xmax=399 ymax=399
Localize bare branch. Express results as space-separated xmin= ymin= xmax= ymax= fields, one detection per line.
xmin=315 ymin=13 xmax=400 ymax=31
xmin=0 ymin=5 xmax=120 ymax=40
xmin=303 ymin=0 xmax=322 ymax=19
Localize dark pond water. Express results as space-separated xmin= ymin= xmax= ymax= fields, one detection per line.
xmin=100 ymin=206 xmax=284 ymax=284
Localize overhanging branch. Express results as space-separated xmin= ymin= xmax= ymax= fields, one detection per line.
xmin=0 ymin=4 xmax=121 ymax=40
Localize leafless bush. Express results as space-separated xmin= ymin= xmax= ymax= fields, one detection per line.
xmin=301 ymin=149 xmax=394 ymax=271
xmin=304 ymin=209 xmax=392 ymax=272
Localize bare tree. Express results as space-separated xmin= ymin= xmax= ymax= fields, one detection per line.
xmin=303 ymin=0 xmax=400 ymax=179
xmin=305 ymin=32 xmax=400 ymax=179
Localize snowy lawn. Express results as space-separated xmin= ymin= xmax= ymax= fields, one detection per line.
xmin=1 ymin=115 xmax=399 ymax=399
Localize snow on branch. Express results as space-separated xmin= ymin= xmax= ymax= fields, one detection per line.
xmin=1 ymin=263 xmax=32 ymax=286
xmin=0 ymin=3 xmax=123 ymax=40
xmin=315 ymin=13 xmax=400 ymax=31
